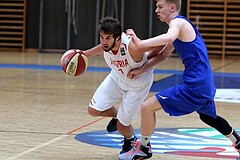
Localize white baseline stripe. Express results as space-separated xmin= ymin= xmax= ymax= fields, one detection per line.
xmin=5 ymin=134 xmax=69 ymax=160
xmin=215 ymin=89 xmax=240 ymax=104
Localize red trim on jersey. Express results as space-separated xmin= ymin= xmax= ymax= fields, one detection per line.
xmin=111 ymin=42 xmax=127 ymax=55
xmin=112 ymin=50 xmax=118 ymax=55
xmin=122 ymin=43 xmax=127 ymax=51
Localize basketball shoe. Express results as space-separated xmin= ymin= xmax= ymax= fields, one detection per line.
xmin=106 ymin=118 xmax=118 ymax=133
xmin=120 ymin=134 xmax=137 ymax=154
xmin=118 ymin=141 xmax=152 ymax=160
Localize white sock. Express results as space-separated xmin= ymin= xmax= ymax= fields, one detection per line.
xmin=227 ymin=129 xmax=240 ymax=145
xmin=140 ymin=135 xmax=151 ymax=146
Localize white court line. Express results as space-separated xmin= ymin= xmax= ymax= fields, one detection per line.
xmin=5 ymin=134 xmax=68 ymax=160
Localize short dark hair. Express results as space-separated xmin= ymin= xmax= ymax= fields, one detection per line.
xmin=98 ymin=17 xmax=122 ymax=39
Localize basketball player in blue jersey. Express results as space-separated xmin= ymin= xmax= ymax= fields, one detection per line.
xmin=83 ymin=17 xmax=164 ymax=156
xmin=118 ymin=0 xmax=240 ymax=159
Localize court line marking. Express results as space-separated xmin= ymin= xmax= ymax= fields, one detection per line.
xmin=5 ymin=117 xmax=106 ymax=160
xmin=1 ymin=63 xmax=240 ymax=76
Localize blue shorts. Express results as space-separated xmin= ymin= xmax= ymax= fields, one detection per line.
xmin=155 ymin=84 xmax=217 ymax=118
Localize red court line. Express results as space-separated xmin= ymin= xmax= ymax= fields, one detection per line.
xmin=67 ymin=116 xmax=106 ymax=134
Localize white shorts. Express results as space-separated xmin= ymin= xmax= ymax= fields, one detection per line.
xmin=89 ymin=70 xmax=153 ymax=126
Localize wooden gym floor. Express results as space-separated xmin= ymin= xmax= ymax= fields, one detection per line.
xmin=0 ymin=51 xmax=239 ymax=160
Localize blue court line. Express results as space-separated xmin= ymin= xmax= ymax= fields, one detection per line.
xmin=0 ymin=64 xmax=61 ymax=70
xmin=0 ymin=63 xmax=240 ymax=77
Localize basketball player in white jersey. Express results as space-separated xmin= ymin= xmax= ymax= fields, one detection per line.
xmin=83 ymin=17 xmax=163 ymax=154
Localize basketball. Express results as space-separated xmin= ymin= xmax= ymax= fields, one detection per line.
xmin=60 ymin=49 xmax=88 ymax=76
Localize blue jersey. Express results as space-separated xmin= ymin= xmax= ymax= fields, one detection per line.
xmin=173 ymin=15 xmax=216 ymax=99
xmin=156 ymin=15 xmax=217 ymax=117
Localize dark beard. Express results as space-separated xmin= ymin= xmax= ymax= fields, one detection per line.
xmin=103 ymin=38 xmax=116 ymax=52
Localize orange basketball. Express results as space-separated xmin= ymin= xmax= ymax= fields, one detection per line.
xmin=60 ymin=49 xmax=88 ymax=76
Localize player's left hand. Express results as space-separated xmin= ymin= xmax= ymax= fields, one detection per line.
xmin=126 ymin=29 xmax=137 ymax=38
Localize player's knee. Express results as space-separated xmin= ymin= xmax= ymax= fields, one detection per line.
xmin=141 ymin=101 xmax=151 ymax=115
xmin=88 ymin=106 xmax=100 ymax=116
xmin=199 ymin=113 xmax=233 ymax=135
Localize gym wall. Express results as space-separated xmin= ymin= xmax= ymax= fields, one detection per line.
xmin=26 ymin=0 xmax=186 ymax=52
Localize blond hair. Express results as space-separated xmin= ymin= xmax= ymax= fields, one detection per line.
xmin=156 ymin=0 xmax=181 ymax=12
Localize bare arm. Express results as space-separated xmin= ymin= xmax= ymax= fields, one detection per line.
xmin=126 ymin=29 xmax=166 ymax=61
xmin=144 ymin=44 xmax=174 ymax=70
xmin=126 ymin=29 xmax=158 ymax=54
xmin=134 ymin=19 xmax=180 ymax=49
xmin=83 ymin=44 xmax=104 ymax=57
xmin=146 ymin=45 xmax=166 ymax=60
xmin=127 ymin=44 xmax=175 ymax=79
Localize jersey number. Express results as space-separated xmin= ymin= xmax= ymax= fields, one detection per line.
xmin=118 ymin=68 xmax=124 ymax=74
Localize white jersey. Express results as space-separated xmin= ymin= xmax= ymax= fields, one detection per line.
xmin=103 ymin=33 xmax=154 ymax=89
xmin=89 ymin=33 xmax=154 ymax=126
